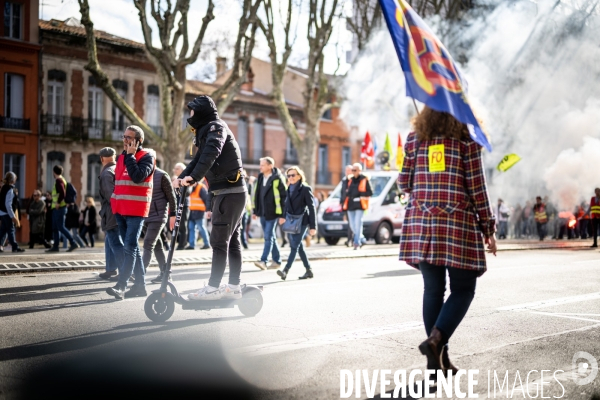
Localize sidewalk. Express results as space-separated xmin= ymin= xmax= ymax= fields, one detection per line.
xmin=0 ymin=239 xmax=595 ymax=274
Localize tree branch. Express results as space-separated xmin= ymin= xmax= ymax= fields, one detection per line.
xmin=77 ymin=0 xmax=160 ymax=143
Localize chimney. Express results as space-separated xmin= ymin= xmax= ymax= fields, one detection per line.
xmin=240 ymin=67 xmax=254 ymax=94
xmin=216 ymin=57 xmax=227 ymax=79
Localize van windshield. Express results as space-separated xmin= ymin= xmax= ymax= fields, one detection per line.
xmin=329 ymin=176 xmax=391 ymax=199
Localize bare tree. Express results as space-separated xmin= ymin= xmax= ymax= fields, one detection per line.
xmin=346 ymin=0 xmax=382 ymax=52
xmin=260 ymin=0 xmax=340 ymax=186
xmin=78 ymin=0 xmax=260 ymax=172
xmin=407 ymin=0 xmax=475 ymax=20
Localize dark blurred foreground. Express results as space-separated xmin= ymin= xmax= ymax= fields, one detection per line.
xmin=17 ymin=341 xmax=259 ymax=399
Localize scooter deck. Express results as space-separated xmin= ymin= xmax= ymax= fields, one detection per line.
xmin=180 ymin=297 xmax=248 ymax=310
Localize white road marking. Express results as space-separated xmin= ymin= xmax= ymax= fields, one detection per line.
xmin=496 ymin=292 xmax=600 ymax=311
xmin=529 ymin=311 xmax=600 ymax=324
xmin=231 ymin=321 xmax=424 ymax=357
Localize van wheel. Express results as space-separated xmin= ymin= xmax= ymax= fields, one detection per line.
xmin=324 ymin=236 xmax=340 ymax=245
xmin=375 ymin=222 xmax=392 ymax=244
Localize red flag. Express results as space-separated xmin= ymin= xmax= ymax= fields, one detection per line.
xmin=361 ymin=131 xmax=375 ymax=168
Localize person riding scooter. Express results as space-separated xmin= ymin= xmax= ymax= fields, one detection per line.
xmin=173 ymin=95 xmax=246 ymax=301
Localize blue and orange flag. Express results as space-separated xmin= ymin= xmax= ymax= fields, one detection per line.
xmin=379 ymin=0 xmax=492 ymax=152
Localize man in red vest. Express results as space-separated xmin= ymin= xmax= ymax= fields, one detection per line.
xmin=343 ymin=163 xmax=373 ymax=250
xmin=106 ymin=125 xmax=156 ymax=300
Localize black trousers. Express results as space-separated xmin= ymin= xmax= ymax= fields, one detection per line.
xmin=593 ymin=219 xmax=599 ymax=246
xmin=208 ymin=192 xmax=246 ymax=288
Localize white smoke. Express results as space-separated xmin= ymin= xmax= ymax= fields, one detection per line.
xmin=544 ymin=137 xmax=600 ymax=210
xmin=341 ymin=0 xmax=600 ymax=209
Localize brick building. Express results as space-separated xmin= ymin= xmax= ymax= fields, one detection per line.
xmin=37 ymin=18 xmax=357 ymax=210
xmin=212 ymin=57 xmax=358 ymax=194
xmin=39 ymin=18 xmax=162 ymax=202
xmin=1 ymin=0 xmax=41 ymax=242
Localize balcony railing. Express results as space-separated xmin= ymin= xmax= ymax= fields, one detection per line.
xmin=316 ymin=170 xmax=332 ymax=185
xmin=0 ymin=116 xmax=30 ymax=130
xmin=240 ymin=148 xmax=271 ymax=165
xmin=41 ymin=114 xmax=163 ymax=142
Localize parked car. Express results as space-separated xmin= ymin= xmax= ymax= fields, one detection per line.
xmin=317 ymin=170 xmax=407 ymax=245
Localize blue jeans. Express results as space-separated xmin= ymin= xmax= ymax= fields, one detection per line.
xmin=284 ymin=225 xmax=310 ymax=271
xmin=104 ymin=227 xmax=124 ymax=273
xmin=0 ymin=214 xmax=18 ymax=250
xmin=347 ymin=209 xmax=366 ymax=246
xmin=71 ymin=227 xmax=86 ymax=247
xmin=115 ymin=214 xmax=145 ymax=289
xmin=188 ymin=217 xmax=209 ymax=248
xmin=498 ymin=221 xmax=508 ymax=238
xmin=51 ymin=207 xmax=74 ymax=250
xmin=419 ymin=261 xmax=478 ymax=339
xmin=260 ymin=216 xmax=281 ymax=264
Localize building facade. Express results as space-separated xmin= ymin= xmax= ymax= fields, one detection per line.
xmin=39 ymin=18 xmax=162 ymax=202
xmin=0 ymin=0 xmax=41 ymax=242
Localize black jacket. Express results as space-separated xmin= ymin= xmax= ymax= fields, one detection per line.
xmin=179 ymin=97 xmax=244 ymax=191
xmin=253 ymin=168 xmax=287 ymax=220
xmin=118 ymin=147 xmax=156 ymax=183
xmin=345 ymin=174 xmax=374 ymax=211
xmin=283 ymin=183 xmax=317 ymax=230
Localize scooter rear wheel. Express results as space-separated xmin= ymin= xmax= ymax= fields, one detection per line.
xmin=238 ymin=287 xmax=263 ymax=317
xmin=145 ymin=292 xmax=175 ymax=322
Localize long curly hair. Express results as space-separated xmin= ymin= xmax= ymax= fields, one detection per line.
xmin=412 ymin=106 xmax=470 ymax=141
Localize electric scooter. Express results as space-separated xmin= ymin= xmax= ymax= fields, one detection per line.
xmin=144 ymin=186 xmax=263 ymax=323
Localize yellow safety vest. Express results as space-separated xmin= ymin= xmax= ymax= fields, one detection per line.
xmin=52 ymin=176 xmax=67 ymax=208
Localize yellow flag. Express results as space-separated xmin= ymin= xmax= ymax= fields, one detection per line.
xmin=497 ymin=154 xmax=521 ymax=172
xmin=396 ymin=133 xmax=404 ymax=170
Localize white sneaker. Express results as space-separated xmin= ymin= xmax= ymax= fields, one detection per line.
xmin=254 ymin=261 xmax=267 ymax=270
xmin=220 ymin=284 xmax=242 ymax=300
xmin=187 ymin=285 xmax=222 ymax=301
xmin=267 ymin=261 xmax=281 ymax=270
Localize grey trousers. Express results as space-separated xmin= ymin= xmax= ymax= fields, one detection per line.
xmin=143 ymin=220 xmax=167 ymax=272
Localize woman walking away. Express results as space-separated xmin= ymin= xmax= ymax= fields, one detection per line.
xmin=80 ymin=197 xmax=97 ymax=247
xmin=398 ymin=106 xmax=497 ymax=374
xmin=28 ymin=190 xmax=50 ymax=248
xmin=276 ymin=166 xmax=317 ymax=280
xmin=66 ymin=202 xmax=86 ymax=248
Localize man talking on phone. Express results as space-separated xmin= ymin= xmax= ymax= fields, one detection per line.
xmin=106 ymin=125 xmax=156 ymax=300
xmin=173 ymin=95 xmax=246 ymax=301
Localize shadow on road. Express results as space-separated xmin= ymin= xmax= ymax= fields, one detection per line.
xmin=0 ymin=286 xmax=111 ymax=303
xmin=0 ymin=316 xmax=245 ymax=362
xmin=0 ymin=298 xmax=114 ymax=318
xmin=0 ymin=277 xmax=106 ymax=295
xmin=363 ymin=269 xmax=420 ymax=279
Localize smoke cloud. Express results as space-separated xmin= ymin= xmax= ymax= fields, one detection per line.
xmin=341 ymin=0 xmax=600 ymax=210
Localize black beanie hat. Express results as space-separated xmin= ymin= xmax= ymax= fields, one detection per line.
xmin=187 ymin=95 xmax=219 ymax=129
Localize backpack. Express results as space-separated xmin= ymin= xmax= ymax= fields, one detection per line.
xmin=65 ymin=182 xmax=77 ymax=204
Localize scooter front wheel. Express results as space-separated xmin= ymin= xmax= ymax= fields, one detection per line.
xmin=145 ymin=292 xmax=175 ymax=322
xmin=238 ymin=287 xmax=263 ymax=317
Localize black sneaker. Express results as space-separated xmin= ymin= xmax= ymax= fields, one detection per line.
xmin=124 ymin=285 xmax=148 ymax=298
xmin=45 ymin=248 xmax=59 ymax=253
xmin=150 ymin=273 xmax=171 ymax=284
xmin=99 ymin=270 xmax=118 ymax=280
xmin=106 ymin=286 xmax=125 ymax=300
xmin=66 ymin=245 xmax=78 ymax=252
xmin=201 ymin=245 xmax=211 ymax=250
xmin=12 ymin=247 xmax=25 ymax=253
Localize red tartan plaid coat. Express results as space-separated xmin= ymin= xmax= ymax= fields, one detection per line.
xmin=398 ymin=132 xmax=496 ymax=275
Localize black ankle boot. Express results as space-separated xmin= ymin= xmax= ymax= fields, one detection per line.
xmin=277 ymin=269 xmax=288 ymax=281
xmin=441 ymin=344 xmax=459 ymax=375
xmin=418 ymin=327 xmax=445 ymax=372
xmin=298 ymin=269 xmax=313 ymax=280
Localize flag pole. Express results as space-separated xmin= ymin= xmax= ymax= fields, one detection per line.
xmin=411 ymin=98 xmax=420 ymax=115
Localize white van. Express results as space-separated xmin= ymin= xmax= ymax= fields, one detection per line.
xmin=317 ymin=170 xmax=408 ymax=245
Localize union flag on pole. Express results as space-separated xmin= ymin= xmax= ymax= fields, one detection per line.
xmin=361 ymin=131 xmax=375 ymax=169
xmin=378 ymin=0 xmax=492 ymax=152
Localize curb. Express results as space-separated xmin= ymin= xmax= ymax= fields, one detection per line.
xmin=0 ymin=241 xmax=593 ymax=275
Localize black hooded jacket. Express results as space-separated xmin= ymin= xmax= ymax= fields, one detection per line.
xmin=179 ymin=96 xmax=244 ymax=192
